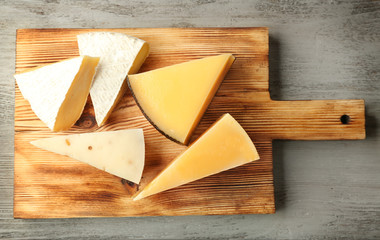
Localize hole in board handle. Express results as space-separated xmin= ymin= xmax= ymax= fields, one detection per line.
xmin=340 ymin=114 xmax=350 ymax=124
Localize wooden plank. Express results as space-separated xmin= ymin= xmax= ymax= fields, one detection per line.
xmin=14 ymin=28 xmax=365 ymax=218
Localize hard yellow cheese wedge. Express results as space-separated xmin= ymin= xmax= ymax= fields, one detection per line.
xmin=31 ymin=129 xmax=145 ymax=184
xmin=77 ymin=32 xmax=150 ymax=126
xmin=128 ymin=54 xmax=235 ymax=145
xmin=15 ymin=56 xmax=100 ymax=131
xmin=133 ymin=113 xmax=259 ymax=200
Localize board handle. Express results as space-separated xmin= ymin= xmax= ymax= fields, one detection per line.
xmin=267 ymin=99 xmax=366 ymax=140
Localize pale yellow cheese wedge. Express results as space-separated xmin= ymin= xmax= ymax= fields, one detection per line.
xmin=133 ymin=113 xmax=259 ymax=200
xmin=15 ymin=56 xmax=100 ymax=131
xmin=31 ymin=129 xmax=145 ymax=184
xmin=128 ymin=54 xmax=235 ymax=145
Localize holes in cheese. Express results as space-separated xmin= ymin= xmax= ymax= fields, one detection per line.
xmin=14 ymin=56 xmax=100 ymax=131
xmin=31 ymin=129 xmax=145 ymax=184
xmin=133 ymin=113 xmax=259 ymax=201
xmin=128 ymin=54 xmax=235 ymax=145
xmin=77 ymin=32 xmax=150 ymax=126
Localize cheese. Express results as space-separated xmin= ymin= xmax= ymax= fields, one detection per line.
xmin=77 ymin=32 xmax=150 ymax=126
xmin=31 ymin=129 xmax=145 ymax=184
xmin=133 ymin=113 xmax=259 ymax=200
xmin=15 ymin=56 xmax=100 ymax=131
xmin=128 ymin=54 xmax=235 ymax=145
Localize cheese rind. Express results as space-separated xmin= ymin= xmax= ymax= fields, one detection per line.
xmin=133 ymin=113 xmax=259 ymax=200
xmin=77 ymin=32 xmax=150 ymax=126
xmin=14 ymin=56 xmax=100 ymax=131
xmin=31 ymin=129 xmax=145 ymax=184
xmin=128 ymin=54 xmax=235 ymax=145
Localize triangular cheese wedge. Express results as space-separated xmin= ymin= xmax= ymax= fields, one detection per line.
xmin=15 ymin=56 xmax=100 ymax=131
xmin=77 ymin=32 xmax=150 ymax=126
xmin=133 ymin=113 xmax=259 ymax=200
xmin=128 ymin=54 xmax=235 ymax=145
xmin=31 ymin=129 xmax=145 ymax=184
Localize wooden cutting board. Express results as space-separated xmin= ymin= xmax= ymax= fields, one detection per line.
xmin=14 ymin=28 xmax=365 ymax=218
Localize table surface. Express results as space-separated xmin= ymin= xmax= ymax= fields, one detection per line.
xmin=1 ymin=0 xmax=379 ymax=239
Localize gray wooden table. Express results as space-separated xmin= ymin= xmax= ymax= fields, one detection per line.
xmin=1 ymin=0 xmax=379 ymax=239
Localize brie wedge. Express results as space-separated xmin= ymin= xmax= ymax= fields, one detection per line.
xmin=15 ymin=56 xmax=100 ymax=131
xmin=77 ymin=32 xmax=150 ymax=126
xmin=31 ymin=129 xmax=145 ymax=184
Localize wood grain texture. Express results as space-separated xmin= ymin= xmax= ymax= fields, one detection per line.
xmin=1 ymin=0 xmax=379 ymax=239
xmin=14 ymin=28 xmax=365 ymax=218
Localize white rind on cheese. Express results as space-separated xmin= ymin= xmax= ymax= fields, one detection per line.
xmin=77 ymin=32 xmax=149 ymax=126
xmin=31 ymin=129 xmax=145 ymax=184
xmin=14 ymin=56 xmax=99 ymax=131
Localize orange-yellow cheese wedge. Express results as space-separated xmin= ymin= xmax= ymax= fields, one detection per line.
xmin=134 ymin=113 xmax=259 ymax=201
xmin=128 ymin=54 xmax=235 ymax=145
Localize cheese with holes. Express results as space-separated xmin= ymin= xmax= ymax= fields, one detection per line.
xmin=77 ymin=32 xmax=150 ymax=126
xmin=133 ymin=113 xmax=259 ymax=200
xmin=128 ymin=54 xmax=235 ymax=145
xmin=15 ymin=56 xmax=100 ymax=131
xmin=31 ymin=129 xmax=145 ymax=184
